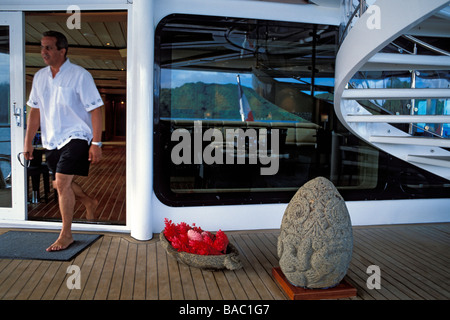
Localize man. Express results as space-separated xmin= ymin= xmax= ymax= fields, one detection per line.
xmin=24 ymin=31 xmax=103 ymax=252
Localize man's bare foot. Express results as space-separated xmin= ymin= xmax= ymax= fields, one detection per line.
xmin=46 ymin=235 xmax=74 ymax=252
xmin=85 ymin=198 xmax=99 ymax=221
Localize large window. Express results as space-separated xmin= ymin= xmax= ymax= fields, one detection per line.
xmin=154 ymin=15 xmax=449 ymax=206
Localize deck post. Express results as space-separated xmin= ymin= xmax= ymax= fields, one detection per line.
xmin=128 ymin=0 xmax=154 ymax=240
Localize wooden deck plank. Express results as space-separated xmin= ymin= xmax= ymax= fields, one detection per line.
xmin=0 ymin=223 xmax=448 ymax=300
xmin=14 ymin=260 xmax=51 ymax=300
xmin=120 ymin=242 xmax=137 ymax=300
xmin=54 ymin=248 xmax=90 ymax=300
xmin=133 ymin=244 xmax=148 ymax=300
xmin=390 ymin=227 xmax=449 ymax=266
xmin=156 ymin=240 xmax=171 ymax=300
xmin=230 ymin=264 xmax=261 ymax=300
xmin=177 ymin=263 xmax=197 ymax=300
xmin=107 ymin=238 xmax=128 ymax=300
xmin=40 ymin=261 xmax=71 ymax=300
xmin=0 ymin=260 xmax=33 ymax=300
xmin=235 ymin=233 xmax=286 ymax=299
xmin=80 ymin=236 xmax=112 ymax=300
xmin=358 ymin=228 xmax=449 ymax=298
xmin=189 ymin=268 xmax=210 ymax=300
xmin=353 ymin=225 xmax=450 ymax=300
xmin=75 ymin=149 xmax=123 ymax=222
xmin=213 ymin=270 xmax=235 ymax=300
xmin=167 ymin=248 xmax=184 ymax=300
xmin=230 ymin=233 xmax=286 ymax=300
xmin=0 ymin=260 xmax=19 ymax=297
xmin=367 ymin=226 xmax=449 ymax=287
xmin=201 ymin=270 xmax=222 ymax=299
xmin=88 ymin=151 xmax=124 ymax=221
xmin=93 ymin=236 xmax=120 ymax=300
xmin=348 ymin=244 xmax=398 ymax=300
xmin=28 ymin=261 xmax=64 ymax=300
xmin=223 ymin=269 xmax=247 ymax=299
xmin=352 ymin=230 xmax=425 ymax=299
xmin=227 ymin=235 xmax=274 ymax=300
xmin=67 ymin=235 xmax=103 ymax=300
xmin=145 ymin=242 xmax=158 ymax=300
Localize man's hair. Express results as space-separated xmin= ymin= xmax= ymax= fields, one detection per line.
xmin=42 ymin=30 xmax=69 ymax=57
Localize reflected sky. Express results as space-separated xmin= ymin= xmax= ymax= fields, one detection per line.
xmin=162 ymin=69 xmax=253 ymax=89
xmin=0 ymin=53 xmax=9 ymax=84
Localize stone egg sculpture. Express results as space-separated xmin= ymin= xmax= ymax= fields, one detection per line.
xmin=277 ymin=177 xmax=353 ymax=289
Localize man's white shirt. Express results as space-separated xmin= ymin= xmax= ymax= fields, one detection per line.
xmin=27 ymin=59 xmax=103 ymax=150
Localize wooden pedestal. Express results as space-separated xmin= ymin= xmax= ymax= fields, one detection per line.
xmin=272 ymin=267 xmax=357 ymax=300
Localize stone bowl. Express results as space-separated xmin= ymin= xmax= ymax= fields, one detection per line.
xmin=159 ymin=232 xmax=243 ymax=271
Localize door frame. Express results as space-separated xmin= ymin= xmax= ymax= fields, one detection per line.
xmin=0 ymin=4 xmax=131 ymax=235
xmin=0 ymin=11 xmax=26 ymax=221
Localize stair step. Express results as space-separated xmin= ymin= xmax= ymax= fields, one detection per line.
xmin=342 ymin=88 xmax=450 ymax=100
xmin=369 ymin=135 xmax=450 ymax=148
xmin=346 ymin=114 xmax=450 ymax=123
xmin=361 ymin=53 xmax=450 ymax=71
xmin=407 ymin=155 xmax=450 ymax=168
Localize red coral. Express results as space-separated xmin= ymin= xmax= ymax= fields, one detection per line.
xmin=213 ymin=230 xmax=229 ymax=253
xmin=163 ymin=218 xmax=178 ymax=239
xmin=163 ymin=218 xmax=229 ymax=255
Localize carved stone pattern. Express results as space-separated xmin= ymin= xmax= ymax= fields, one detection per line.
xmin=277 ymin=177 xmax=353 ymax=289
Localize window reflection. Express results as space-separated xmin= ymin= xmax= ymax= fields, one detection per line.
xmin=0 ymin=26 xmax=12 ymax=208
xmin=154 ymin=15 xmax=449 ymax=206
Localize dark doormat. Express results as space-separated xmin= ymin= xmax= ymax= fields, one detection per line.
xmin=0 ymin=231 xmax=102 ymax=261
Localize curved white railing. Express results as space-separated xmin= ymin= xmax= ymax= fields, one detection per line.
xmin=334 ymin=0 xmax=450 ymax=180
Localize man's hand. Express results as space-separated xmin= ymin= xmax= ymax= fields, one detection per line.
xmin=88 ymin=145 xmax=102 ymax=164
xmin=23 ymin=144 xmax=34 ymax=161
xmin=89 ymin=107 xmax=103 ymax=164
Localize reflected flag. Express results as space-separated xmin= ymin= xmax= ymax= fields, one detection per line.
xmin=237 ymin=75 xmax=254 ymax=121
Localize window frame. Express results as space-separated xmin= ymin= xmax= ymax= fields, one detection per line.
xmin=153 ymin=14 xmax=450 ymax=207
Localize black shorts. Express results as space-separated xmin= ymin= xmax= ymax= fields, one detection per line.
xmin=46 ymin=139 xmax=90 ymax=180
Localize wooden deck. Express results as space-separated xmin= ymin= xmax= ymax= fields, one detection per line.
xmin=0 ymin=223 xmax=448 ymax=301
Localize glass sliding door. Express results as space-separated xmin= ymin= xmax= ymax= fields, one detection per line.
xmin=0 ymin=25 xmax=12 ymax=208
xmin=0 ymin=12 xmax=26 ymax=220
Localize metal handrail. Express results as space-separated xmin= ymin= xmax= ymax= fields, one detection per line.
xmin=348 ymin=78 xmax=447 ymax=139
xmin=339 ymin=1 xmax=367 ymax=46
xmin=339 ymin=5 xmax=360 ymax=45
xmin=340 ymin=2 xmax=450 ymax=58
xmin=339 ymin=1 xmax=449 ymax=138
xmin=402 ymin=34 xmax=450 ymax=57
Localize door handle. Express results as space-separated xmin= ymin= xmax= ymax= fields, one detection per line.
xmin=13 ymin=102 xmax=21 ymax=127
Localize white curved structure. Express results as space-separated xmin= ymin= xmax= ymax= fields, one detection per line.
xmin=335 ymin=0 xmax=450 ymax=180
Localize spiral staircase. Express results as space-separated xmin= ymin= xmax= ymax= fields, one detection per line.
xmin=334 ymin=0 xmax=450 ymax=180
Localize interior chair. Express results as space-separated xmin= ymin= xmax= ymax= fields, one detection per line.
xmin=27 ymin=149 xmax=50 ymax=203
